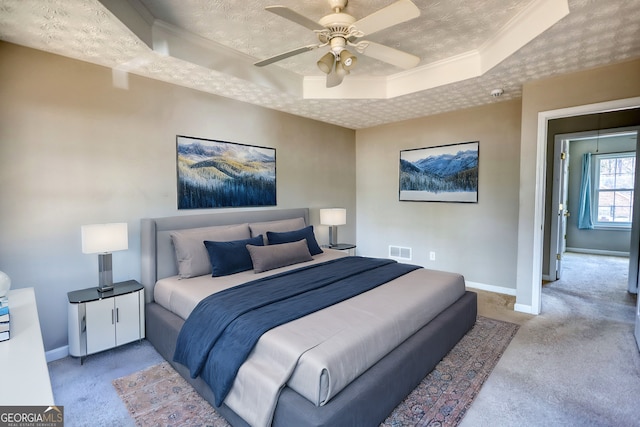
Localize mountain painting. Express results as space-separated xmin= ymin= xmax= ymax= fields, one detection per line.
xmin=400 ymin=141 xmax=479 ymax=203
xmin=177 ymin=136 xmax=276 ymax=209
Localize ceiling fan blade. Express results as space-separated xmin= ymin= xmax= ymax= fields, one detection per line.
xmin=359 ymin=41 xmax=420 ymax=69
xmin=254 ymin=44 xmax=319 ymax=67
xmin=266 ymin=6 xmax=324 ymax=31
xmin=353 ymin=0 xmax=420 ymax=36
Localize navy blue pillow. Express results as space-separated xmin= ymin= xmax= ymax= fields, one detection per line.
xmin=266 ymin=226 xmax=323 ymax=256
xmin=204 ymin=235 xmax=264 ymax=277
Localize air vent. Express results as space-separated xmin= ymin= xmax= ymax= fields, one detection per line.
xmin=389 ymin=245 xmax=412 ymax=261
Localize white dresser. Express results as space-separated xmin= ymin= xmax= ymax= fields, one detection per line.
xmin=0 ymin=287 xmax=55 ymax=405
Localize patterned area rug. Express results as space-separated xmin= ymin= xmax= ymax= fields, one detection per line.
xmin=113 ymin=316 xmax=518 ymax=427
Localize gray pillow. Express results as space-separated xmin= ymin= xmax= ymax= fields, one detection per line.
xmin=249 ymin=217 xmax=306 ymax=244
xmin=246 ymin=239 xmax=313 ymax=273
xmin=170 ymin=223 xmax=250 ymax=278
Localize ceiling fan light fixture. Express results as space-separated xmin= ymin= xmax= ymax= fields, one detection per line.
xmin=339 ymin=49 xmax=357 ymax=70
xmin=317 ymin=52 xmax=336 ymax=74
xmin=335 ymin=60 xmax=350 ymax=78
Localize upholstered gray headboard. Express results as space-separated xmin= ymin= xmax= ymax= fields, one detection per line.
xmin=140 ymin=208 xmax=309 ymax=302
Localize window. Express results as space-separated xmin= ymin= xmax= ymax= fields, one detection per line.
xmin=594 ymin=152 xmax=635 ymax=227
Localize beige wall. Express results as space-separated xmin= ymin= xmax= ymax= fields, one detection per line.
xmin=356 ymin=100 xmax=522 ymax=292
xmin=517 ymin=59 xmax=640 ymax=311
xmin=0 ymin=42 xmax=355 ymax=351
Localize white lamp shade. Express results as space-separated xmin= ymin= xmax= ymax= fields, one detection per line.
xmin=320 ymin=208 xmax=347 ymax=226
xmin=81 ymin=223 xmax=129 ymax=254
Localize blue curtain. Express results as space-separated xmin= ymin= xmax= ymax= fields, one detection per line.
xmin=578 ymin=152 xmax=594 ymax=229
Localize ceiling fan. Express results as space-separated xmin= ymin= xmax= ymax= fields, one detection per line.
xmin=254 ymin=0 xmax=421 ymax=88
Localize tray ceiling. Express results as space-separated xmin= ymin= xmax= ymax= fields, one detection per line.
xmin=0 ymin=0 xmax=639 ymax=129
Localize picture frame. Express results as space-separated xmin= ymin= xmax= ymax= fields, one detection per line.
xmin=176 ymin=135 xmax=276 ymax=209
xmin=399 ymin=141 xmax=479 ymax=203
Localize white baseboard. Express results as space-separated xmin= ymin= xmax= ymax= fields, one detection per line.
xmin=566 ymin=247 xmax=630 ymax=257
xmin=466 ymin=281 xmax=538 ymax=314
xmin=465 ymin=281 xmax=516 ymax=296
xmin=46 ymin=345 xmax=69 ymax=363
xmin=514 ymin=303 xmax=536 ymax=314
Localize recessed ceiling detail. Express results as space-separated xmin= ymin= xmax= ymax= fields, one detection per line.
xmin=125 ymin=0 xmax=569 ymax=100
xmin=1 ymin=0 xmax=639 ymax=129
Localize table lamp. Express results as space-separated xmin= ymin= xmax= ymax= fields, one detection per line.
xmin=81 ymin=223 xmax=128 ymax=292
xmin=320 ymin=208 xmax=346 ymax=247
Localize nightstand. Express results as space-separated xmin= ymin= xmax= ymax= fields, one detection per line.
xmin=68 ymin=280 xmax=145 ymax=363
xmin=327 ymin=243 xmax=356 ymax=256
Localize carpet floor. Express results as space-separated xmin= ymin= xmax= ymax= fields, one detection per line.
xmin=113 ymin=316 xmax=518 ymax=427
xmin=460 ymin=252 xmax=640 ymax=427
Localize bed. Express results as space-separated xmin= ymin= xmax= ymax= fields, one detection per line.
xmin=141 ymin=208 xmax=477 ymax=427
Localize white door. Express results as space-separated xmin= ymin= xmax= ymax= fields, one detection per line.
xmin=628 ymin=128 xmax=640 ymax=295
xmin=549 ymin=138 xmax=570 ymax=280
xmin=559 ymin=140 xmax=570 ymax=276
xmin=629 ymin=128 xmax=640 ymax=352
xmin=115 ymin=292 xmax=141 ymax=346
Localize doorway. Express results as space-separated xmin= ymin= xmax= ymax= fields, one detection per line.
xmin=520 ymin=97 xmax=640 ymax=316
xmin=548 ymin=128 xmax=638 ymax=282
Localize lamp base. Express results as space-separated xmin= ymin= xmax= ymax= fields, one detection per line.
xmin=97 ymin=253 xmax=114 ymax=293
xmin=329 ymin=226 xmax=338 ymax=247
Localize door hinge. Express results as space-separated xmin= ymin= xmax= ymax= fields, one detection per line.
xmin=557 ymin=254 xmax=562 ymax=261
xmin=560 ymin=152 xmax=567 ymax=160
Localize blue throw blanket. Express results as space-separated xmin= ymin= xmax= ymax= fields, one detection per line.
xmin=173 ymin=256 xmax=420 ymax=406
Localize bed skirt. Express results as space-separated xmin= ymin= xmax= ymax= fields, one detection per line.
xmin=145 ymin=290 xmax=477 ymax=427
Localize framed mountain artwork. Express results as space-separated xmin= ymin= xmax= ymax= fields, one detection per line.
xmin=176 ymin=135 xmax=276 ymax=209
xmin=399 ymin=141 xmax=479 ymax=203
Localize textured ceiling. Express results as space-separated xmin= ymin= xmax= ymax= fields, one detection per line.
xmin=1 ymin=0 xmax=639 ymax=129
xmin=140 ymin=0 xmax=530 ymax=76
